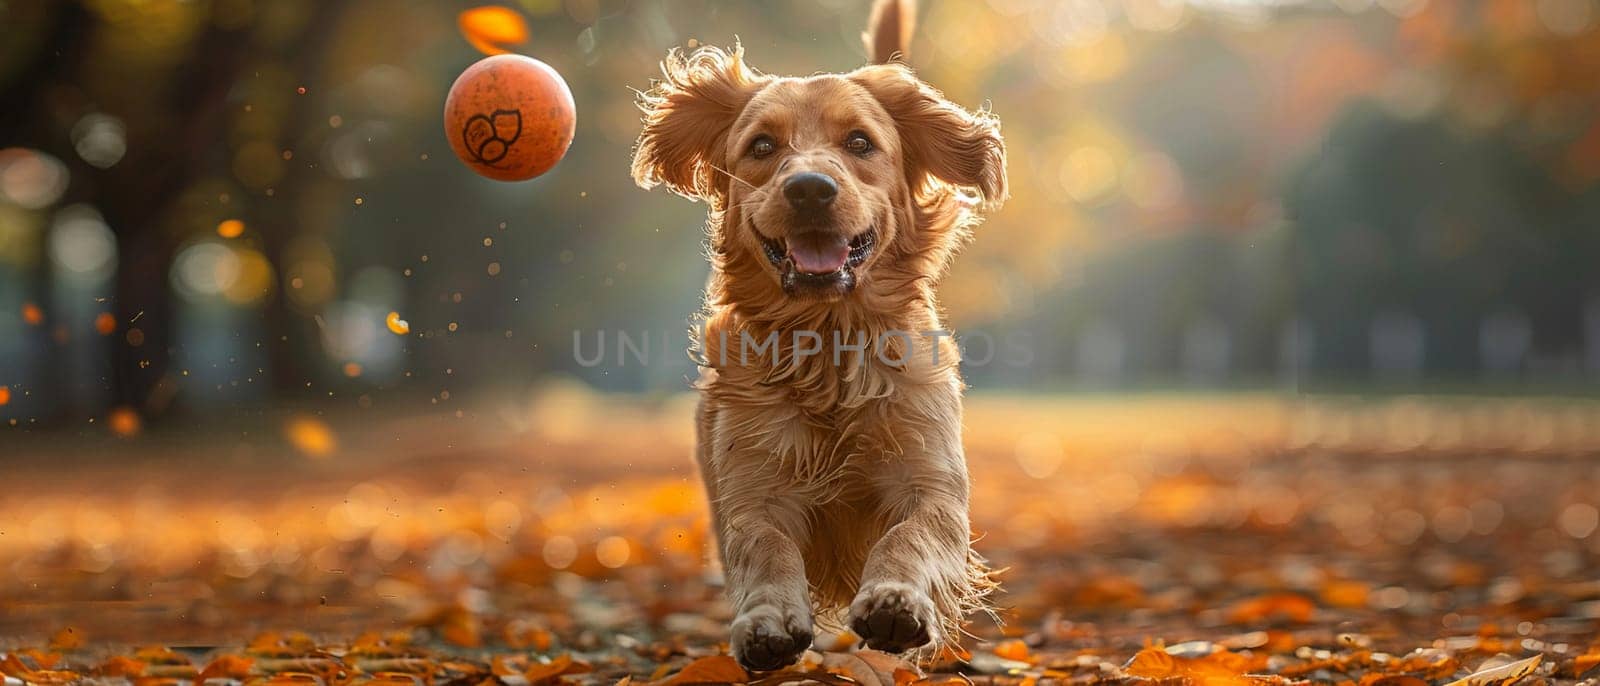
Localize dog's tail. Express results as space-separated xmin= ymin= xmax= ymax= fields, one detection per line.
xmin=864 ymin=0 xmax=915 ymax=64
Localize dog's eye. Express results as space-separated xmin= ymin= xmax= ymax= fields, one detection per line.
xmin=844 ymin=131 xmax=873 ymax=156
xmin=749 ymin=135 xmax=776 ymax=159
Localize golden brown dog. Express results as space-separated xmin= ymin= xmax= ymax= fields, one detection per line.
xmin=630 ymin=0 xmax=1007 ymax=670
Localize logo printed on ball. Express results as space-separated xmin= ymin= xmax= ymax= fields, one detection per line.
xmin=462 ymin=109 xmax=523 ymax=166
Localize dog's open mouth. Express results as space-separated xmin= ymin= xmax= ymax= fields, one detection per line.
xmin=758 ymin=228 xmax=876 ymax=295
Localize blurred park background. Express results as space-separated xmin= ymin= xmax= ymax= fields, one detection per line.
xmin=2 ymin=0 xmax=1600 ymax=672
xmin=4 ymin=0 xmax=1600 ymax=425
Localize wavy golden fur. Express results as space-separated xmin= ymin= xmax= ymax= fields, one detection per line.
xmin=631 ymin=0 xmax=1007 ymax=670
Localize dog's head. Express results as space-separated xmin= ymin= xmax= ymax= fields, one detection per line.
xmin=631 ymin=39 xmax=1005 ymax=303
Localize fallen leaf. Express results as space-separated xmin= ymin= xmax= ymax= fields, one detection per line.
xmin=654 ymin=655 xmax=748 ymax=685
xmin=523 ymin=654 xmax=592 ymax=684
xmin=1443 ymin=655 xmax=1541 ymax=686
xmin=1125 ymin=646 xmax=1270 ymax=686
xmin=195 ymin=655 xmax=256 ymax=684
xmin=96 ymin=656 xmax=148 ymax=677
xmin=821 ymin=650 xmax=914 ymax=686
xmin=1360 ymin=676 xmax=1428 ymax=686
xmin=48 ymin=627 xmax=83 ymax=651
xmin=1227 ymin=593 xmax=1316 ymax=625
xmin=993 ymin=639 xmax=1031 ymax=662
xmin=1574 ymin=651 xmax=1600 ymax=676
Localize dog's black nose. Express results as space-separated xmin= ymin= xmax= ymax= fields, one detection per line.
xmin=783 ymin=172 xmax=838 ymax=213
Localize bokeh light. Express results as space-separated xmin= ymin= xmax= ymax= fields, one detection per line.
xmin=0 ymin=148 xmax=69 ymax=209
xmin=46 ymin=205 xmax=117 ymax=283
xmin=70 ymin=113 xmax=128 ymax=169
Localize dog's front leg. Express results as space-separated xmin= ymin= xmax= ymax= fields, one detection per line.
xmin=848 ymin=438 xmax=978 ymax=653
xmin=715 ymin=483 xmax=815 ymax=671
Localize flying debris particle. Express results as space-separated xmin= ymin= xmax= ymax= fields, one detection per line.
xmin=386 ymin=311 xmax=410 ymax=335
xmin=457 ymin=5 xmax=530 ymax=56
xmin=217 ymin=219 xmax=245 ymax=238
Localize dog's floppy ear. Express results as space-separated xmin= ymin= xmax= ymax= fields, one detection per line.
xmin=849 ymin=64 xmax=1008 ymax=210
xmin=632 ymin=45 xmax=765 ymax=207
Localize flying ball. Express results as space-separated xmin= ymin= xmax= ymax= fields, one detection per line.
xmin=444 ymin=54 xmax=575 ymax=181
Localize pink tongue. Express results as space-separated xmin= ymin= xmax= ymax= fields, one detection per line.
xmin=788 ymin=236 xmax=850 ymax=274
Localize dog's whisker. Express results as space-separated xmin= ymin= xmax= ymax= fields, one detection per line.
xmin=711 ymin=164 xmax=759 ymax=189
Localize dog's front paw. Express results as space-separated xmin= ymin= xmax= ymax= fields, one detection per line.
xmin=731 ymin=604 xmax=814 ymax=672
xmin=848 ymin=581 xmax=938 ymax=653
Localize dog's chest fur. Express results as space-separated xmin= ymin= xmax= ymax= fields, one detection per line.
xmin=696 ymin=305 xmax=959 ymax=469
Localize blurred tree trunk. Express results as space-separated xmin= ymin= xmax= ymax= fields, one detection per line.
xmin=256 ymin=1 xmax=345 ymax=400
xmin=98 ymin=18 xmax=255 ymax=417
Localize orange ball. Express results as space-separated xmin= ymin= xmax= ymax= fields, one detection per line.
xmin=444 ymin=54 xmax=575 ymax=181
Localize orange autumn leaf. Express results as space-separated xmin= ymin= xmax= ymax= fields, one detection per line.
xmin=503 ymin=622 xmax=554 ymax=651
xmin=905 ymin=677 xmax=975 ymax=686
xmin=993 ymin=638 xmax=1032 ymax=662
xmin=130 ymin=677 xmax=188 ymax=686
xmin=490 ymin=655 xmax=526 ymax=676
xmin=457 ymin=6 xmax=529 ymax=56
xmin=133 ymin=645 xmax=195 ymax=669
xmin=17 ymin=649 xmax=64 ymax=670
xmin=1360 ymin=676 xmax=1428 ymax=686
xmin=1227 ymin=593 xmax=1316 ymax=624
xmin=262 ymin=673 xmax=325 ymax=685
xmin=648 ymin=662 xmax=675 ymax=682
xmin=0 ymin=655 xmax=28 ymax=677
xmin=822 ymin=650 xmax=915 ymax=685
xmin=365 ymin=674 xmax=425 ymax=686
xmin=830 ymin=629 xmax=861 ymax=651
xmin=247 ymin=630 xmax=319 ymax=655
xmin=1575 ymin=653 xmax=1600 ymax=676
xmin=1125 ymin=647 xmax=1265 ymax=686
xmin=653 ymin=655 xmax=748 ymax=685
xmin=49 ymin=626 xmax=84 ymax=650
xmin=195 ymin=654 xmax=255 ymax=683
xmin=523 ymin=654 xmax=593 ymax=684
xmin=13 ymin=669 xmax=80 ymax=684
xmin=1321 ymin=580 xmax=1371 ymax=608
xmin=96 ymin=656 xmax=147 ymax=677
xmin=441 ymin=617 xmax=482 ymax=648
xmin=1391 ymin=651 xmax=1460 ymax=679
xmin=366 ymin=671 xmax=428 ymax=681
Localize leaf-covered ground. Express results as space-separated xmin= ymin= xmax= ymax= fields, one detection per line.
xmin=3 ymin=394 xmax=1599 ymax=685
